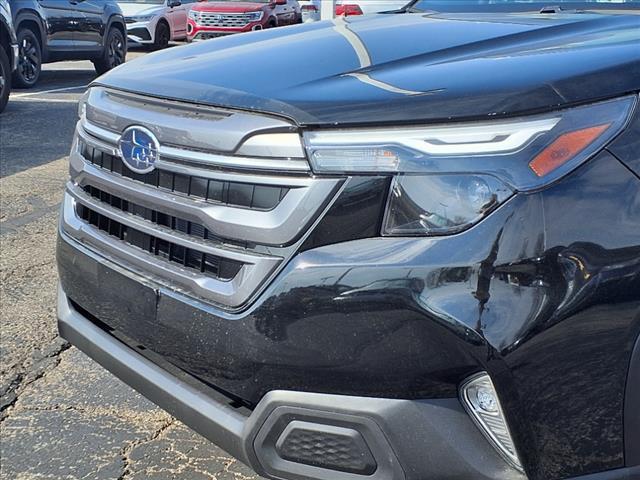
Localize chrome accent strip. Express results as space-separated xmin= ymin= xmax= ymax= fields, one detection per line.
xmin=236 ymin=133 xmax=306 ymax=159
xmin=82 ymin=118 xmax=120 ymax=144
xmin=159 ymin=144 xmax=310 ymax=172
xmin=81 ymin=117 xmax=310 ymax=172
xmin=85 ymin=87 xmax=303 ymax=156
xmin=61 ymin=192 xmax=281 ymax=307
xmin=69 ymin=147 xmax=342 ymax=246
xmin=77 ymin=123 xmax=118 ymax=157
xmin=153 ymin=160 xmax=313 ymax=187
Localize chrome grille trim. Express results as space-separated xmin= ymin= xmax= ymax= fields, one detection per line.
xmin=68 ymin=183 xmax=269 ymax=265
xmin=61 ymin=195 xmax=281 ymax=307
xmin=69 ymin=148 xmax=341 ymax=246
xmin=63 ymin=87 xmax=345 ymax=309
xmin=86 ymin=88 xmax=298 ymax=155
xmin=77 ymin=124 xmax=118 ymax=157
xmin=197 ymin=12 xmax=258 ymax=28
xmin=80 ymin=118 xmax=310 ymax=172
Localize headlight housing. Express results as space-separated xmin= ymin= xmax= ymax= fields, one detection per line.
xmin=384 ymin=174 xmax=512 ymax=236
xmin=246 ymin=11 xmax=264 ymax=21
xmin=77 ymin=88 xmax=91 ymax=118
xmin=303 ymin=96 xmax=635 ymax=236
xmin=129 ymin=14 xmax=154 ymax=22
xmin=188 ymin=10 xmax=202 ymax=21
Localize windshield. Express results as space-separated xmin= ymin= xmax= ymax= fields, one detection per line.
xmin=407 ymin=0 xmax=640 ymax=13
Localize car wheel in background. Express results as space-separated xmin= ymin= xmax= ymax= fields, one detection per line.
xmin=93 ymin=27 xmax=126 ymax=75
xmin=12 ymin=29 xmax=41 ymax=89
xmin=0 ymin=47 xmax=10 ymax=112
xmin=152 ymin=22 xmax=170 ymax=50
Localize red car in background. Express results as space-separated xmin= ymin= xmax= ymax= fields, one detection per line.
xmin=187 ymin=0 xmax=302 ymax=41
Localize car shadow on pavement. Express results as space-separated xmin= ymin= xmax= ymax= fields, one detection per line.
xmin=1 ymin=96 xmax=81 ymax=178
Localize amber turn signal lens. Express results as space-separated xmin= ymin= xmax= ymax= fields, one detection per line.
xmin=529 ymin=124 xmax=611 ymax=177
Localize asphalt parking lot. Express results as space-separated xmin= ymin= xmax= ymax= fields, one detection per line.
xmin=0 ymin=49 xmax=264 ymax=480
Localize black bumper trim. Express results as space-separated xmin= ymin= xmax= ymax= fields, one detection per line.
xmin=57 ymin=285 xmax=250 ymax=462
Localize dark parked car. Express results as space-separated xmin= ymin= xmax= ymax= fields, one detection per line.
xmin=57 ymin=1 xmax=640 ymax=480
xmin=0 ymin=0 xmax=18 ymax=111
xmin=9 ymin=0 xmax=126 ymax=88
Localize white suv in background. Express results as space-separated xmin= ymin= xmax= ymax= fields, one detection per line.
xmin=299 ymin=0 xmax=320 ymax=22
xmin=118 ymin=0 xmax=198 ymax=49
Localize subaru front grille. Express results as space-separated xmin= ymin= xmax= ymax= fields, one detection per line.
xmin=62 ymin=87 xmax=343 ymax=309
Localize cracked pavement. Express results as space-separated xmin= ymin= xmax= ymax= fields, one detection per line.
xmin=1 ymin=54 xmax=264 ymax=480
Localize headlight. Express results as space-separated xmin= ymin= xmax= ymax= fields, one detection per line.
xmin=384 ymin=174 xmax=512 ymax=236
xmin=304 ymin=96 xmax=635 ymax=236
xmin=77 ymin=88 xmax=91 ymax=118
xmin=188 ymin=10 xmax=202 ymax=21
xmin=246 ymin=11 xmax=264 ymax=21
xmin=130 ymin=14 xmax=153 ymax=22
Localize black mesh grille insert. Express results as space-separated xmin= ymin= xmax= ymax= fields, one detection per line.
xmin=75 ymin=193 xmax=243 ymax=280
xmin=79 ymin=140 xmax=288 ymax=210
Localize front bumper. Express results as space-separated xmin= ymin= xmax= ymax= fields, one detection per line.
xmin=58 ymin=127 xmax=640 ymax=480
xmin=57 ymin=284 xmax=523 ymax=480
xmin=126 ymin=22 xmax=153 ymax=44
xmin=187 ymin=19 xmax=263 ymax=41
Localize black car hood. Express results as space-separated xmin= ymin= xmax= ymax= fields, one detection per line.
xmin=96 ymin=12 xmax=640 ymax=126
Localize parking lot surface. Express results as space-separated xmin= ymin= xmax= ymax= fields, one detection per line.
xmin=0 ymin=50 xmax=264 ymax=480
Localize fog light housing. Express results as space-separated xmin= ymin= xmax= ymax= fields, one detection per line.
xmin=460 ymin=373 xmax=523 ymax=472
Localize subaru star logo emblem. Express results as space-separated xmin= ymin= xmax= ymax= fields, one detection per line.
xmin=118 ymin=126 xmax=159 ymax=174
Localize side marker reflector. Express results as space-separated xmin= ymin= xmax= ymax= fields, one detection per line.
xmin=529 ymin=123 xmax=611 ymax=177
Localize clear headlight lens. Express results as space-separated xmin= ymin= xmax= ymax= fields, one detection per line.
xmin=130 ymin=14 xmax=154 ymax=22
xmin=303 ymin=96 xmax=635 ymax=236
xmin=77 ymin=88 xmax=91 ymax=118
xmin=188 ymin=10 xmax=202 ymax=21
xmin=384 ymin=174 xmax=512 ymax=236
xmin=304 ymin=97 xmax=634 ymax=189
xmin=247 ymin=11 xmax=264 ymax=21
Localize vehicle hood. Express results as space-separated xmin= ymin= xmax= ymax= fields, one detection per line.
xmin=117 ymin=2 xmax=163 ymax=17
xmin=96 ymin=12 xmax=640 ymax=126
xmin=193 ymin=2 xmax=267 ymax=13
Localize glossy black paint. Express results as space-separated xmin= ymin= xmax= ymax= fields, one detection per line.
xmin=9 ymin=0 xmax=125 ymax=62
xmin=0 ymin=1 xmax=17 ymax=65
xmin=58 ymin=5 xmax=640 ymax=479
xmin=608 ymin=102 xmax=640 ymax=179
xmin=300 ymin=176 xmax=390 ymax=251
xmin=97 ymin=11 xmax=640 ymax=126
xmin=626 ymin=334 xmax=640 ymax=467
xmin=59 ymin=147 xmax=640 ymax=480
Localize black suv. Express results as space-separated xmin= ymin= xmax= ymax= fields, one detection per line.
xmin=57 ymin=1 xmax=640 ymax=480
xmin=0 ymin=0 xmax=18 ymax=111
xmin=10 ymin=0 xmax=126 ymax=88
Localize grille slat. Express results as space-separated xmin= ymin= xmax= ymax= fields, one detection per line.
xmin=82 ymin=185 xmax=246 ymax=247
xmin=80 ymin=140 xmax=287 ymax=211
xmin=76 ymin=199 xmax=243 ymax=280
